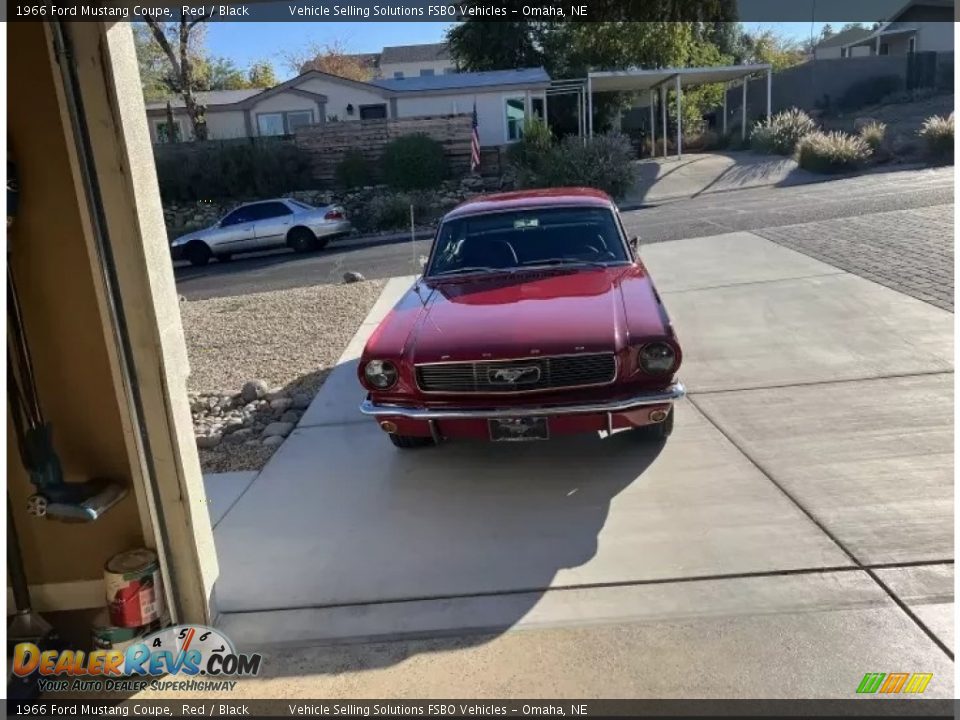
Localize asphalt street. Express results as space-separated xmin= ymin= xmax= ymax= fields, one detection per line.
xmin=174 ymin=166 xmax=953 ymax=300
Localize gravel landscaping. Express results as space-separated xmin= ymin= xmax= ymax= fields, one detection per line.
xmin=180 ymin=279 xmax=386 ymax=473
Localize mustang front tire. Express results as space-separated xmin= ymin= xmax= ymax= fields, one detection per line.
xmin=388 ymin=434 xmax=435 ymax=449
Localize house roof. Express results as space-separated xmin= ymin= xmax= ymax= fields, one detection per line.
xmin=380 ymin=42 xmax=450 ymax=65
xmin=372 ymin=67 xmax=550 ymax=93
xmin=815 ymin=26 xmax=874 ymax=49
xmin=144 ymin=88 xmax=262 ymax=110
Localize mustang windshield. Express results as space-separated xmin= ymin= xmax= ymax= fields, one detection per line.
xmin=428 ymin=207 xmax=630 ymax=277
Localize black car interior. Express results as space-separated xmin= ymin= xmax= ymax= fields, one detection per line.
xmin=430 ymin=207 xmax=628 ymax=275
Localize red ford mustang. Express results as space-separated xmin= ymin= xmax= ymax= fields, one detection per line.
xmin=357 ymin=187 xmax=685 ymax=448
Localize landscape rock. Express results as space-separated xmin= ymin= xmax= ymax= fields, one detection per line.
xmin=279 ymin=410 xmax=302 ymax=424
xmin=265 ymin=387 xmax=288 ymax=402
xmin=241 ymin=380 xmax=268 ymax=403
xmin=262 ymin=421 xmax=294 ymax=438
xmin=196 ymin=434 xmax=222 ymax=449
xmin=291 ymin=392 xmax=313 ymax=410
xmin=269 ymin=397 xmax=293 ymax=413
xmin=343 ymin=271 xmax=365 ymax=283
xmin=261 ymin=435 xmax=285 ymax=448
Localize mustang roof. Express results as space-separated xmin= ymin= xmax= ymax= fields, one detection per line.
xmin=444 ymin=188 xmax=615 ymax=220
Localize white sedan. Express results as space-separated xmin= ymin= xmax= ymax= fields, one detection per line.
xmin=170 ymin=198 xmax=352 ymax=266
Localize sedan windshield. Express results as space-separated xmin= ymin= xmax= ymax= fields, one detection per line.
xmin=427 ymin=207 xmax=630 ymax=277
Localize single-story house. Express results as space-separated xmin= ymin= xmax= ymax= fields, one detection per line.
xmin=145 ymin=67 xmax=550 ymax=147
xmin=812 ymin=27 xmax=875 ymax=59
xmin=839 ymin=0 xmax=953 ymax=56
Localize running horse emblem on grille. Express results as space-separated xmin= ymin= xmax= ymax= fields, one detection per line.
xmin=488 ymin=366 xmax=541 ymax=384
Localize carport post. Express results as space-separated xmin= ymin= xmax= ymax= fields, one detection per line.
xmin=649 ymin=89 xmax=655 ymax=157
xmin=660 ymin=84 xmax=667 ymax=158
xmin=722 ymin=83 xmax=727 ymax=136
xmin=675 ymin=74 xmax=682 ymax=159
xmin=741 ymin=77 xmax=748 ymax=140
xmin=766 ymin=67 xmax=772 ymax=123
xmin=586 ymin=74 xmax=594 ymax=137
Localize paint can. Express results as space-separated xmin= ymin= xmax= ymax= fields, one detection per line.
xmin=104 ymin=549 xmax=164 ymax=628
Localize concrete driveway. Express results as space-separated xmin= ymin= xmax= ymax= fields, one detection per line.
xmin=206 ymin=231 xmax=953 ymax=698
xmin=624 ymin=151 xmax=820 ymax=206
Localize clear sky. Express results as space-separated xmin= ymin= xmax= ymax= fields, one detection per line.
xmin=205 ymin=21 xmax=854 ymax=79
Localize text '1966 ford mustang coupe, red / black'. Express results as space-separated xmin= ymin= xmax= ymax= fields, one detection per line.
xmin=357 ymin=187 xmax=685 ymax=448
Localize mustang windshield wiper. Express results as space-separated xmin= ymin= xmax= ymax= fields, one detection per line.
xmin=521 ymin=258 xmax=612 ymax=268
xmin=431 ymin=266 xmax=507 ymax=276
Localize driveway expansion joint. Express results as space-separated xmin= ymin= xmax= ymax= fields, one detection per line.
xmin=687 ymin=394 xmax=955 ymax=661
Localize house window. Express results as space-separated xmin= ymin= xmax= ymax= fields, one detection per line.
xmin=840 ymin=47 xmax=847 ymax=58
xmin=257 ymin=110 xmax=314 ymax=136
xmin=286 ymin=110 xmax=314 ymax=133
xmin=359 ymin=104 xmax=388 ymax=120
xmin=420 ymin=69 xmax=435 ymax=77
xmin=505 ymin=96 xmax=526 ymax=142
xmin=394 ymin=71 xmax=404 ymax=79
xmin=155 ymin=119 xmax=182 ymax=143
xmin=257 ymin=113 xmax=285 ymax=136
xmin=531 ymin=97 xmax=545 ymax=121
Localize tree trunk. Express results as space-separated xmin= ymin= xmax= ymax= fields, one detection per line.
xmin=144 ymin=13 xmax=209 ymax=142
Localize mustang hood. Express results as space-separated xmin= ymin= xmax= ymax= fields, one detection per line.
xmin=409 ymin=267 xmax=667 ymax=363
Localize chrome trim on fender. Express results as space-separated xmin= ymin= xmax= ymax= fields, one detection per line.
xmin=360 ymin=381 xmax=685 ymax=420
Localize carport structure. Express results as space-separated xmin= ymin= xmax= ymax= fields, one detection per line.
xmin=585 ymin=63 xmax=773 ymax=158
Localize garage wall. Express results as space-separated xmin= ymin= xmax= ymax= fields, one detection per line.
xmin=8 ymin=23 xmax=146 ymax=601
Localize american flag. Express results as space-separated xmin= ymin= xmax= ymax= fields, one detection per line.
xmin=470 ymin=102 xmax=481 ymax=173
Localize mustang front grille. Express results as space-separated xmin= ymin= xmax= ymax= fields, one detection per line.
xmin=415 ymin=353 xmax=616 ymax=393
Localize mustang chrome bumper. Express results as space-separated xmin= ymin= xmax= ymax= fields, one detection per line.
xmin=359 ymin=381 xmax=686 ymax=420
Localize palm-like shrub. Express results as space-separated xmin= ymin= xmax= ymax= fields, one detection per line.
xmin=751 ymin=108 xmax=818 ymax=155
xmin=918 ymin=114 xmax=954 ymax=163
xmin=796 ymin=131 xmax=872 ymax=174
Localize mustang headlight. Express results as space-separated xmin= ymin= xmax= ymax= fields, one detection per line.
xmin=364 ymin=360 xmax=398 ymax=389
xmin=637 ymin=342 xmax=676 ymax=374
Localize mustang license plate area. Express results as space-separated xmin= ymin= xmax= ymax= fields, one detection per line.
xmin=489 ymin=417 xmax=549 ymax=441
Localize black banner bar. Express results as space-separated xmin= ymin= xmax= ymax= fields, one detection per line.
xmin=4 ymin=0 xmax=957 ymax=22
xmin=2 ymin=699 xmax=954 ymax=717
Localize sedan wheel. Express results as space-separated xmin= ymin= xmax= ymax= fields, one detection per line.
xmin=288 ymin=227 xmax=317 ymax=253
xmin=185 ymin=241 xmax=212 ymax=267
xmin=388 ymin=434 xmax=435 ymax=449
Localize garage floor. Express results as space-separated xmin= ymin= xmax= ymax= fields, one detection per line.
xmin=206 ymin=232 xmax=953 ymax=698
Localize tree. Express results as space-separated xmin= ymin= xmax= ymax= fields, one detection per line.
xmin=280 ymin=40 xmax=371 ymax=81
xmin=819 ymin=24 xmax=835 ymax=41
xmin=133 ymin=24 xmax=172 ymax=101
xmin=741 ymin=28 xmax=806 ymax=70
xmin=248 ymin=61 xmax=278 ymax=88
xmin=142 ymin=13 xmax=212 ymax=140
xmin=199 ymin=56 xmax=249 ymax=90
xmin=446 ymin=21 xmax=546 ymax=72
